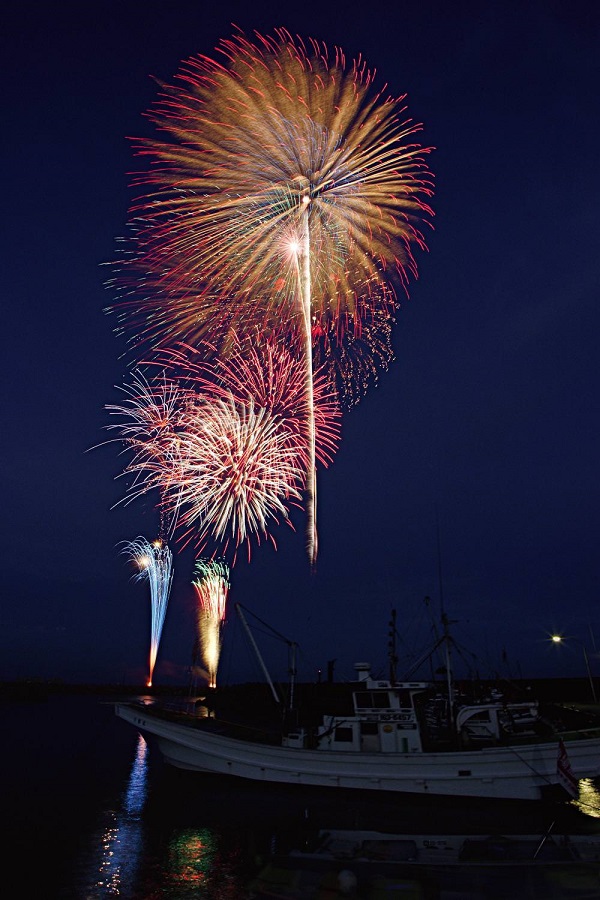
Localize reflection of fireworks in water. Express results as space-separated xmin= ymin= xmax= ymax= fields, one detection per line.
xmin=192 ymin=559 xmax=230 ymax=688
xmin=122 ymin=536 xmax=173 ymax=686
xmin=573 ymin=778 xmax=600 ymax=818
xmin=83 ymin=734 xmax=148 ymax=897
xmin=111 ymin=27 xmax=434 ymax=564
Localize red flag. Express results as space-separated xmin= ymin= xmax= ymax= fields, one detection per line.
xmin=557 ymin=738 xmax=579 ymax=798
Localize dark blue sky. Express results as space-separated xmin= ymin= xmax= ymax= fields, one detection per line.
xmin=2 ymin=0 xmax=599 ymax=686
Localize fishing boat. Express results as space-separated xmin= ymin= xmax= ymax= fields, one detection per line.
xmin=247 ymin=826 xmax=600 ymax=899
xmin=115 ymin=604 xmax=600 ymax=802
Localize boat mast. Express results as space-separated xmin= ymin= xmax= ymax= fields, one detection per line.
xmin=441 ymin=610 xmax=454 ymax=717
xmin=388 ymin=609 xmax=398 ymax=684
xmin=435 ymin=506 xmax=454 ymax=723
xmin=288 ymin=640 xmax=297 ymax=711
xmin=235 ymin=603 xmax=280 ymax=704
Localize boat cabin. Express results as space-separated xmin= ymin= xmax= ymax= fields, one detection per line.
xmin=283 ymin=664 xmax=429 ymax=753
xmin=456 ymin=701 xmax=539 ymax=746
xmin=282 ymin=662 xmax=542 ymax=752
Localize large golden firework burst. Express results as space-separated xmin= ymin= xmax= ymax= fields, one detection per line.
xmin=116 ymin=27 xmax=434 ymax=351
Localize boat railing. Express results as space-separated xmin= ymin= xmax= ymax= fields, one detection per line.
xmin=124 ymin=699 xmax=283 ymax=744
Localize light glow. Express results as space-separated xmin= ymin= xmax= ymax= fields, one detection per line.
xmin=192 ymin=559 xmax=230 ymax=688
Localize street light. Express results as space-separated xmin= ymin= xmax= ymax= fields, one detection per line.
xmin=551 ymin=634 xmax=597 ymax=704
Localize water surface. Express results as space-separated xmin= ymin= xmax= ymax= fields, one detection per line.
xmin=4 ymin=691 xmax=600 ymax=898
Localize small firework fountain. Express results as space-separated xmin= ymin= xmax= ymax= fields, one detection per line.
xmin=122 ymin=536 xmax=173 ymax=686
xmin=192 ymin=559 xmax=230 ymax=688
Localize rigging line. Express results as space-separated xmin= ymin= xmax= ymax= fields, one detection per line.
xmin=476 ymin=726 xmax=555 ymax=787
xmin=242 ymin=620 xmax=295 ymax=649
xmin=402 ymin=634 xmax=448 ymax=680
xmin=479 ymin=728 xmax=589 ymax=799
xmin=448 ymin=640 xmax=479 ymax=672
xmin=235 ymin=602 xmax=297 ymax=646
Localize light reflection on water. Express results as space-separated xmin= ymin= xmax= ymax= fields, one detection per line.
xmin=155 ymin=828 xmax=243 ymax=899
xmin=74 ymin=701 xmax=600 ymax=899
xmin=85 ymin=733 xmax=148 ymax=897
xmin=79 ymin=730 xmax=247 ymax=899
xmin=573 ymin=778 xmax=600 ymax=819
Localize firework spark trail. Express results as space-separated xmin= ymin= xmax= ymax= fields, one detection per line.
xmin=156 ymin=335 xmax=341 ymax=468
xmin=192 ymin=559 xmax=230 ymax=687
xmin=314 ymin=292 xmax=396 ymax=409
xmin=111 ymin=28 xmax=434 ymax=565
xmin=171 ymin=394 xmax=304 ymax=560
xmin=122 ymin=536 xmax=173 ymax=686
xmin=108 ymin=339 xmax=341 ymax=561
xmin=104 ymin=370 xmax=186 ymax=537
xmin=107 ymin=376 xmax=306 ymax=562
xmin=295 ymin=201 xmax=318 ymax=563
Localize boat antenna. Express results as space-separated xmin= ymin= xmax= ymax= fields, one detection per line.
xmin=234 ymin=603 xmax=281 ymax=704
xmin=435 ymin=502 xmax=445 ymax=618
xmin=388 ymin=609 xmax=398 ymax=684
xmin=288 ymin=640 xmax=297 ymax=712
xmin=435 ymin=504 xmax=454 ymax=722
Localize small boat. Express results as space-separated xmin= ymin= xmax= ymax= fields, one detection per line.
xmin=247 ymin=826 xmax=600 ymax=899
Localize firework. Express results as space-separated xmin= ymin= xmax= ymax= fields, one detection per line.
xmin=192 ymin=559 xmax=230 ymax=687
xmin=313 ymin=292 xmax=396 ymax=409
xmin=158 ymin=335 xmax=341 ymax=467
xmin=169 ymin=393 xmax=304 ymax=559
xmin=115 ymin=28 xmax=434 ymax=339
xmin=105 ymin=370 xmax=186 ymax=536
xmin=108 ymin=337 xmax=341 ymax=560
xmin=109 ymin=378 xmax=305 ymax=562
xmin=122 ymin=536 xmax=173 ymax=686
xmin=111 ymin=28 xmax=434 ymax=564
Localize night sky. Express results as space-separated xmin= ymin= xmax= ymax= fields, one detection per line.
xmin=3 ymin=1 xmax=599 ymax=687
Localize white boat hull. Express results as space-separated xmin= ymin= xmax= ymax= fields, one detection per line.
xmin=115 ymin=703 xmax=600 ymax=801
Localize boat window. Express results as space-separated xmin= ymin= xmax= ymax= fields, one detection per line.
xmin=360 ymin=722 xmax=379 ymax=736
xmin=355 ymin=691 xmax=372 ymax=708
xmin=464 ymin=710 xmax=491 ymax=722
xmin=334 ymin=727 xmax=353 ymax=742
xmin=396 ymin=690 xmax=413 ymax=709
xmin=373 ymin=692 xmax=391 ymax=708
xmin=355 ymin=691 xmax=391 ymax=710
